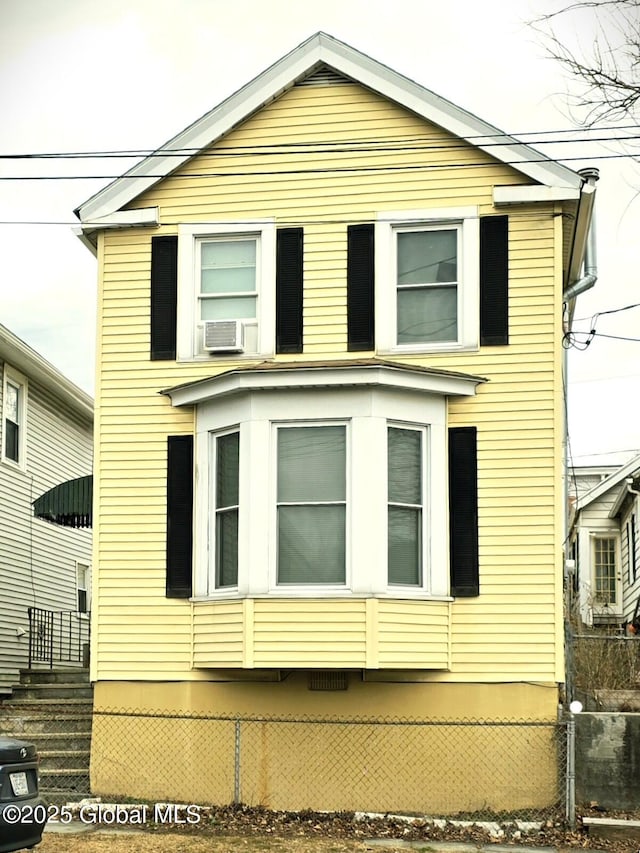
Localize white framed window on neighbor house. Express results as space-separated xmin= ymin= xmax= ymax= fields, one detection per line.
xmin=375 ymin=207 xmax=479 ymax=353
xmin=177 ymin=221 xmax=276 ymax=360
xmin=76 ymin=562 xmax=90 ymax=614
xmin=2 ymin=365 xmax=27 ymax=468
xmin=591 ymin=534 xmax=621 ymax=612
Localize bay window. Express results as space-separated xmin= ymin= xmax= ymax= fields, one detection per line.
xmin=213 ymin=430 xmax=239 ymax=588
xmin=388 ymin=426 xmax=425 ymax=586
xmin=166 ymin=362 xmax=482 ymax=600
xmin=277 ymin=425 xmax=346 ymax=585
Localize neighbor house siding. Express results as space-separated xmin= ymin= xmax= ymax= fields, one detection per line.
xmin=0 ymin=362 xmax=92 ymax=688
xmin=92 ymin=80 xmax=563 ymax=683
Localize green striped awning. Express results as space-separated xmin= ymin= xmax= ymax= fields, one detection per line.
xmin=33 ymin=475 xmax=93 ymax=528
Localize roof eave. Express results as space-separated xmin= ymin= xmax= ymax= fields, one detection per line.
xmin=0 ymin=325 xmax=93 ymax=420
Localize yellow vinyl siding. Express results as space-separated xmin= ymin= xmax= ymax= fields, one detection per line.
xmin=93 ymin=79 xmax=564 ymax=683
xmin=192 ymin=598 xmax=450 ymax=670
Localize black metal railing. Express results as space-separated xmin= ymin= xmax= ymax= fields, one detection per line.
xmin=27 ymin=607 xmax=91 ymax=669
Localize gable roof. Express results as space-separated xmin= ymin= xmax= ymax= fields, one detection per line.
xmin=75 ymin=31 xmax=584 ymax=226
xmin=0 ymin=324 xmax=93 ymax=420
xmin=575 ymin=452 xmax=640 ymax=514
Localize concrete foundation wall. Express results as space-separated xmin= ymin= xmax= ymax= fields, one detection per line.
xmin=576 ymin=712 xmax=640 ymax=809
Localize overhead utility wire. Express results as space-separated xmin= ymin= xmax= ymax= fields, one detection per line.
xmin=0 ymin=150 xmax=636 ymax=181
xmin=1 ymin=124 xmax=639 ymax=158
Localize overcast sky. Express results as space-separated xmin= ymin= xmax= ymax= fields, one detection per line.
xmin=1 ymin=0 xmax=639 ymax=464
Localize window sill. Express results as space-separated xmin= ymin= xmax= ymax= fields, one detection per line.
xmin=378 ymin=342 xmax=479 ymax=356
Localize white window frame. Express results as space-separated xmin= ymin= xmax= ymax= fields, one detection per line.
xmin=376 ymin=206 xmax=479 ymax=354
xmin=192 ymin=382 xmax=450 ymax=601
xmin=76 ymin=561 xmax=90 ymax=614
xmin=590 ymin=533 xmax=621 ymax=611
xmin=387 ymin=422 xmax=429 ymax=589
xmin=209 ymin=426 xmax=240 ymax=594
xmin=177 ymin=220 xmax=276 ymax=361
xmin=271 ymin=420 xmax=350 ymax=593
xmin=2 ymin=365 xmax=27 ymax=469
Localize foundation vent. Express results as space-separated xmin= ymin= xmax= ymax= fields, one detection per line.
xmin=308 ymin=671 xmax=349 ymax=691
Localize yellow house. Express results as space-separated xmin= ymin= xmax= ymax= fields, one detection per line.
xmin=75 ymin=33 xmax=597 ymax=813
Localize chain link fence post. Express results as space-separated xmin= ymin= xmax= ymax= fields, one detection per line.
xmin=234 ymin=719 xmax=241 ymax=804
xmin=566 ymin=714 xmax=576 ymax=828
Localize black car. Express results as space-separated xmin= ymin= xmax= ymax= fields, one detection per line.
xmin=0 ymin=737 xmax=47 ymax=852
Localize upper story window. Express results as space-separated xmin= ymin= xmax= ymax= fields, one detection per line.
xmin=396 ymin=227 xmax=459 ymax=345
xmin=2 ymin=366 xmax=27 ymax=468
xmin=177 ymin=221 xmax=276 ymax=360
xmin=199 ymin=236 xmax=258 ymax=322
xmin=376 ymin=207 xmax=479 ymax=353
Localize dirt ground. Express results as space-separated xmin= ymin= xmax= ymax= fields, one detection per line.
xmin=31 ymin=805 xmax=640 ymax=853
xmin=39 ymin=834 xmax=386 ymax=853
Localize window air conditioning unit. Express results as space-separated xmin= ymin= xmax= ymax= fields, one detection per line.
xmin=203 ymin=320 xmax=245 ymax=353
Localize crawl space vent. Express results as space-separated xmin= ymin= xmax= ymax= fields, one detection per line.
xmin=308 ymin=671 xmax=349 ymax=691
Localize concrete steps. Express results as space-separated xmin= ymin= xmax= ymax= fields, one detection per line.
xmin=0 ymin=668 xmax=92 ymax=800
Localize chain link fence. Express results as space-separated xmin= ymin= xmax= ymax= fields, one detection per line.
xmin=91 ymin=709 xmax=568 ymax=823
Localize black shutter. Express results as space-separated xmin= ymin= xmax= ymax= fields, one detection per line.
xmin=276 ymin=228 xmax=304 ymax=354
xmin=480 ymin=215 xmax=509 ymax=346
xmin=347 ymin=224 xmax=375 ymax=351
xmin=166 ymin=435 xmax=193 ymax=598
xmin=150 ymin=235 xmax=178 ymax=360
xmin=449 ymin=426 xmax=479 ymax=597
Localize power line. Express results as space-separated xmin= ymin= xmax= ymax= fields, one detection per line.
xmin=0 ymin=150 xmax=637 ymax=182
xmin=1 ymin=124 xmax=639 ymax=159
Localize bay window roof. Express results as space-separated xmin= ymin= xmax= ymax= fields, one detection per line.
xmin=161 ymin=358 xmax=487 ymax=407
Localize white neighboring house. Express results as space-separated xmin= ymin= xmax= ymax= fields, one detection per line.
xmin=0 ymin=325 xmax=93 ymax=694
xmin=569 ymin=455 xmax=640 ymax=628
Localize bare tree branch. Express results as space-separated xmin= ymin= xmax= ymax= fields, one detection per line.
xmin=532 ymin=0 xmax=640 ymax=126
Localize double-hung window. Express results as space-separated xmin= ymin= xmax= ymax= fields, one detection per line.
xmin=277 ymin=424 xmax=346 ymax=585
xmin=2 ymin=367 xmax=26 ymax=467
xmin=177 ymin=221 xmax=276 ymax=360
xmin=388 ymin=425 xmax=425 ymax=585
xmin=396 ymin=227 xmax=459 ymax=344
xmin=213 ymin=430 xmax=240 ymax=589
xmin=376 ymin=206 xmax=479 ymax=353
xmin=199 ymin=237 xmax=258 ymax=323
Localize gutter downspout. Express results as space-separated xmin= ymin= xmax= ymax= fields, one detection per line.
xmin=563 ymin=167 xmax=599 ymax=703
xmin=563 ymin=166 xmax=599 ymax=303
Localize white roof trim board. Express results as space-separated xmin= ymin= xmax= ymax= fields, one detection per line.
xmin=575 ymin=453 xmax=640 ymax=513
xmin=76 ymin=32 xmax=584 ymax=224
xmin=0 ymin=324 xmax=93 ymax=419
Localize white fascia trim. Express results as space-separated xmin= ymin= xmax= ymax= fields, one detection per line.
xmin=493 ymin=185 xmax=581 ymax=205
xmin=164 ymin=364 xmax=484 ymax=407
xmin=0 ymin=325 xmax=93 ymax=419
xmin=74 ymin=208 xmax=159 ymax=256
xmin=76 ymin=33 xmax=582 ymax=223
xmin=82 ymin=207 xmax=159 ymax=229
xmin=576 ymin=455 xmax=640 ymax=511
